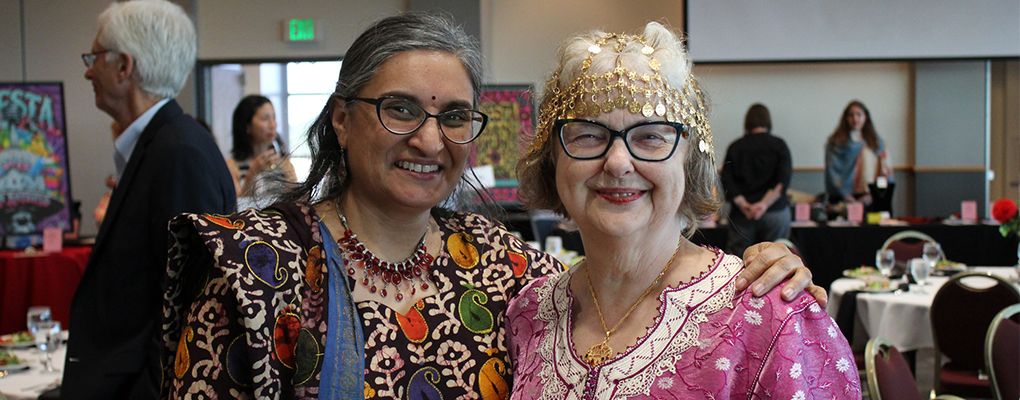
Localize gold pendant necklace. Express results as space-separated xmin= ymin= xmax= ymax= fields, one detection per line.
xmin=582 ymin=237 xmax=683 ymax=366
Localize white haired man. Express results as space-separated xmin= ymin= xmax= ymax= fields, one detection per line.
xmin=63 ymin=1 xmax=235 ymax=398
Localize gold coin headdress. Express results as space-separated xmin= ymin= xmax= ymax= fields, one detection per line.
xmin=527 ymin=33 xmax=714 ymax=162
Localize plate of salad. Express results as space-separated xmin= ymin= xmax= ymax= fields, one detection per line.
xmin=0 ymin=331 xmax=35 ymax=349
xmin=0 ymin=349 xmax=28 ymax=371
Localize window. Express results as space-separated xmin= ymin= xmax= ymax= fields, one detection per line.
xmin=206 ymin=60 xmax=342 ymax=183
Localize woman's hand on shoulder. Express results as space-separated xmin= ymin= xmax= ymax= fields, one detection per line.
xmin=736 ymin=242 xmax=827 ymax=306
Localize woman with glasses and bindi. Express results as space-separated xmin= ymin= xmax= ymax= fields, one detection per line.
xmin=160 ymin=13 xmax=825 ymax=399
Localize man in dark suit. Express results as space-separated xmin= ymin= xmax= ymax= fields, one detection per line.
xmin=62 ymin=1 xmax=235 ymax=398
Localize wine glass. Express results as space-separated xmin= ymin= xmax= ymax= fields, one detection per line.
xmin=910 ymin=258 xmax=931 ymax=293
xmin=26 ymin=306 xmax=51 ymax=335
xmin=875 ymin=249 xmax=895 ymax=278
xmin=34 ymin=320 xmax=61 ymax=373
xmin=922 ymin=242 xmax=942 ymax=267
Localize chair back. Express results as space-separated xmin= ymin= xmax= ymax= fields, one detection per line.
xmin=865 ymin=337 xmax=923 ymax=400
xmin=931 ymin=273 xmax=1020 ymax=371
xmin=881 ymin=230 xmax=943 ymax=263
xmin=986 ymin=303 xmax=1020 ymax=400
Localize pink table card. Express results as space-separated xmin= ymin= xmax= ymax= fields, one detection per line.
xmin=847 ymin=202 xmax=864 ymax=223
xmin=961 ymin=200 xmax=977 ymax=221
xmin=795 ymin=203 xmax=811 ymax=221
xmin=43 ymin=227 xmax=62 ymax=253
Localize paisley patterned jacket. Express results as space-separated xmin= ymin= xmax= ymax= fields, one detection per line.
xmin=160 ymin=203 xmax=562 ymax=399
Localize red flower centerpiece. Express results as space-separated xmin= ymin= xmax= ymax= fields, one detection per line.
xmin=991 ymin=198 xmax=1020 ymax=237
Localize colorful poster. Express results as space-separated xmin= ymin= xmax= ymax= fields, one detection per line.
xmin=471 ymin=86 xmax=534 ymax=203
xmin=0 ymin=83 xmax=71 ymax=235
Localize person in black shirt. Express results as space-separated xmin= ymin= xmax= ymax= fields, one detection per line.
xmin=720 ymin=104 xmax=793 ymax=255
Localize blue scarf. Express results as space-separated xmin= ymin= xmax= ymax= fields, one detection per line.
xmin=825 ymin=137 xmax=885 ymax=199
xmin=318 ymin=221 xmax=366 ymax=399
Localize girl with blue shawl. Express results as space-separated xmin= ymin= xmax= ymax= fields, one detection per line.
xmin=825 ymin=101 xmax=893 ymax=207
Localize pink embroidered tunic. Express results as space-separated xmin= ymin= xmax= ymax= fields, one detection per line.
xmin=507 ymin=250 xmax=862 ymax=399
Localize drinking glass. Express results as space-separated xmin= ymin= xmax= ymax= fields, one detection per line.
xmin=26 ymin=306 xmax=51 ymax=335
xmin=875 ymin=249 xmax=895 ymax=278
xmin=922 ymin=242 xmax=942 ymax=266
xmin=34 ymin=320 xmax=61 ymax=372
xmin=910 ymin=258 xmax=931 ymax=293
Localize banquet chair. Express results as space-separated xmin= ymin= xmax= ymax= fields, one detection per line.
xmin=881 ymin=230 xmax=943 ymax=276
xmin=881 ymin=230 xmax=943 ymax=260
xmin=865 ymin=337 xmax=964 ymax=400
xmin=930 ymin=273 xmax=1020 ymax=398
xmin=985 ymin=303 xmax=1020 ymax=400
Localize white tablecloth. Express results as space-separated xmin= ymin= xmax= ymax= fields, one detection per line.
xmin=826 ymin=266 xmax=1019 ymax=352
xmin=0 ymin=346 xmax=64 ymax=400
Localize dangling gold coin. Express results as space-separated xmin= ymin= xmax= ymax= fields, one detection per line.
xmin=615 ymin=96 xmax=627 ymax=108
xmin=576 ymin=101 xmax=587 ymax=115
xmin=601 ymin=99 xmax=614 ymax=114
xmin=642 ymin=103 xmax=654 ymax=117
xmin=655 ymin=103 xmax=667 ymax=117
xmin=628 ymin=100 xmax=641 ymax=114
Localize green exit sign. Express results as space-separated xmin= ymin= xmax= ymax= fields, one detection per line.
xmin=287 ymin=19 xmax=316 ymax=42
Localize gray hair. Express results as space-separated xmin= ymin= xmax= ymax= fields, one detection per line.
xmin=278 ymin=11 xmax=485 ymax=205
xmin=97 ymin=0 xmax=196 ymax=99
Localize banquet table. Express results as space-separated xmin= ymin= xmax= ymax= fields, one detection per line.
xmin=826 ymin=267 xmax=1018 ymax=395
xmin=0 ymin=344 xmax=65 ymax=400
xmin=826 ymin=266 xmax=1019 ymax=352
xmin=0 ymin=247 xmax=91 ymax=335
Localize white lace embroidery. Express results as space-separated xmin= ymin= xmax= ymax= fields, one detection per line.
xmin=532 ymin=251 xmax=744 ymax=399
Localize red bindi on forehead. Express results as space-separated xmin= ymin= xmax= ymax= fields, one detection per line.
xmin=432 ymin=96 xmax=436 ymax=100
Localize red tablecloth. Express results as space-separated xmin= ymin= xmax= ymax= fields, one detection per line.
xmin=0 ymin=246 xmax=91 ymax=335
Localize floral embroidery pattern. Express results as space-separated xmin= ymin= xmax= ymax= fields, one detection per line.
xmin=790 ymin=363 xmax=803 ymax=379
xmin=745 ymin=310 xmax=763 ymax=325
xmin=836 ymin=357 xmax=852 ymax=373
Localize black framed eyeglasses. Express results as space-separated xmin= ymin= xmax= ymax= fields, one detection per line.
xmin=555 ymin=119 xmax=687 ymax=161
xmin=81 ymin=50 xmax=114 ymax=68
xmin=344 ymin=96 xmax=488 ymax=144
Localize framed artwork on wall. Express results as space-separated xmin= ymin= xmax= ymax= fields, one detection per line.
xmin=470 ymin=85 xmax=534 ymax=204
xmin=0 ymin=82 xmax=73 ymax=243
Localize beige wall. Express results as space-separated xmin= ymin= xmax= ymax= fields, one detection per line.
xmin=694 ymin=62 xmax=913 ymax=169
xmin=483 ymin=0 xmax=683 ymax=87
xmin=0 ymin=0 xmax=21 ymax=80
xmin=195 ymin=0 xmax=403 ymax=60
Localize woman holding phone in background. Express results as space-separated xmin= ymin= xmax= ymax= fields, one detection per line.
xmin=225 ymin=94 xmax=297 ymax=197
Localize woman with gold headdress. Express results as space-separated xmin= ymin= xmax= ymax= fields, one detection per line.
xmin=509 ymin=22 xmax=860 ymax=399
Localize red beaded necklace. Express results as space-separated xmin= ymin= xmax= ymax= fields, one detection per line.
xmin=336 ymin=209 xmax=434 ymax=302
